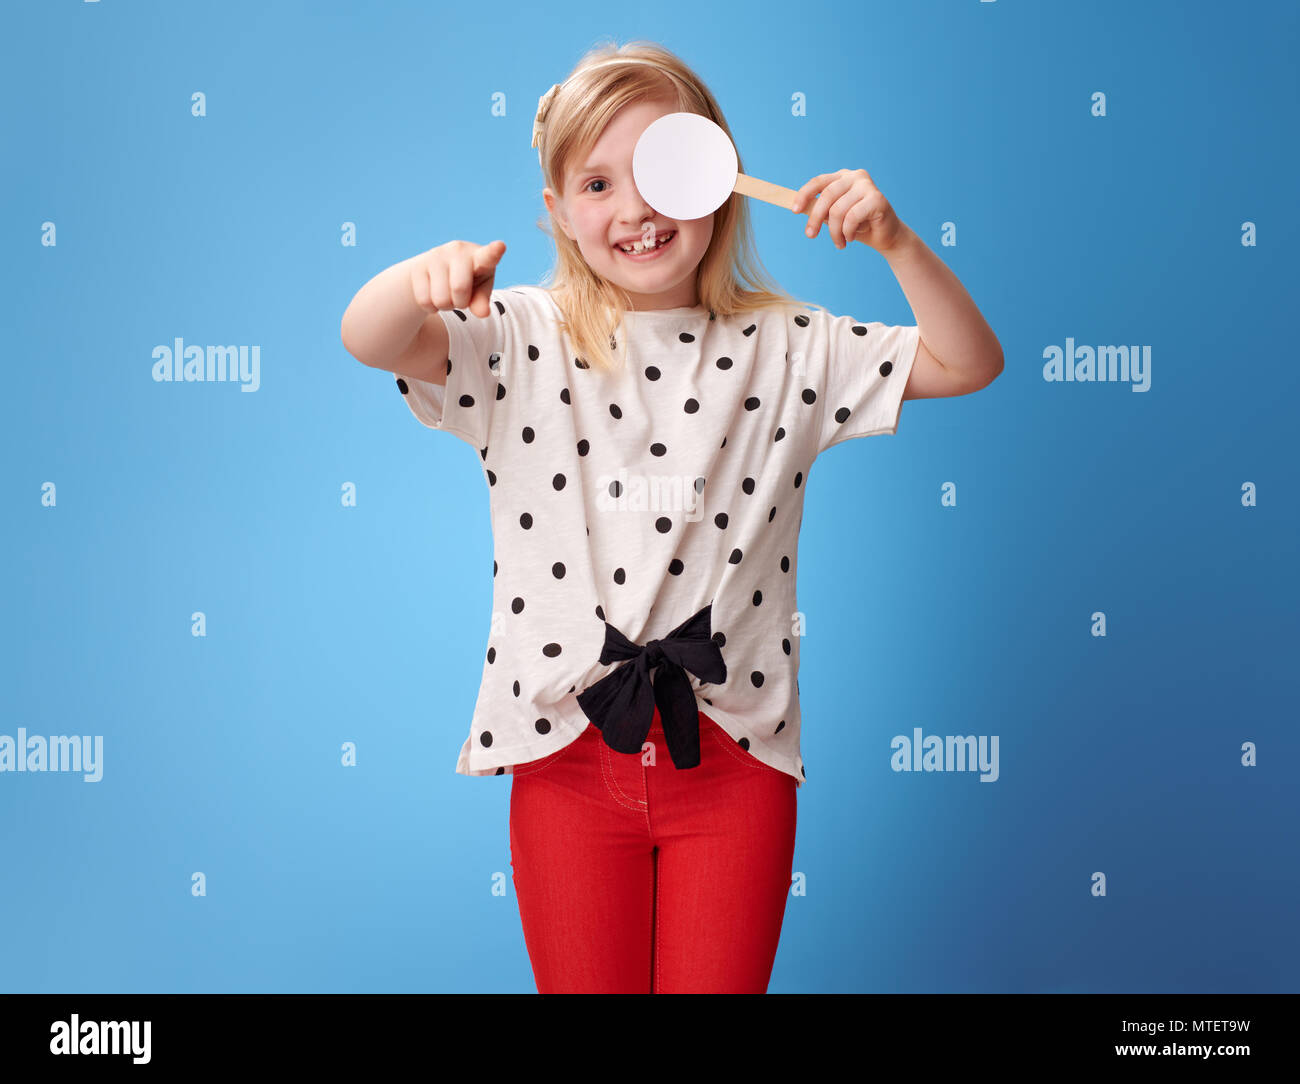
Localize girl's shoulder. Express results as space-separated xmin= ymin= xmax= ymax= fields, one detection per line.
xmin=480 ymin=286 xmax=565 ymax=341
xmin=494 ymin=284 xmax=557 ymax=313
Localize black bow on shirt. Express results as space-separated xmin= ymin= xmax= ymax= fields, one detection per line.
xmin=576 ymin=602 xmax=727 ymax=770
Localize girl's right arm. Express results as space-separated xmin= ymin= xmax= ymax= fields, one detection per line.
xmin=339 ymin=240 xmax=507 ymax=384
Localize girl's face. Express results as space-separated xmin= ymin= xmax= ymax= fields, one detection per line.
xmin=544 ymin=99 xmax=714 ymax=311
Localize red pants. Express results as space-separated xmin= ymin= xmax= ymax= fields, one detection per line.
xmin=508 ymin=706 xmax=797 ymax=993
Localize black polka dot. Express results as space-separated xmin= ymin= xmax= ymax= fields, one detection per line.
xmin=650 ymin=443 xmax=666 ymax=457
xmin=684 ymin=398 xmax=699 ymax=413
xmin=480 ymin=731 xmax=493 ymax=747
xmin=716 ymin=357 xmax=733 ymax=370
xmin=728 ymin=548 xmax=743 ymax=564
xmin=614 ymin=568 xmax=625 ymax=585
xmin=668 ymin=559 xmax=684 ymax=575
xmin=782 ymin=638 xmax=791 ymax=654
xmin=655 ymin=517 xmax=673 ymax=533
xmin=577 ymin=439 xmax=590 ymax=455
xmin=528 ymin=345 xmax=539 ymax=360
xmin=487 ymin=646 xmax=496 ymax=663
xmin=522 ymin=426 xmax=534 ymax=443
xmin=742 ymin=477 xmax=755 ymax=494
xmin=535 ymin=718 xmax=551 ymax=734
xmin=744 ymin=396 xmax=760 ymax=410
xmin=552 ymin=562 xmax=565 ymax=578
xmin=542 ymin=643 xmax=562 ymax=658
xmin=609 ymin=403 xmax=621 ymax=418
xmin=520 ymin=512 xmax=533 ymax=529
xmin=553 ymin=473 xmax=566 ymax=491
xmin=645 ymin=366 xmax=661 ymax=380
xmin=752 ymin=590 xmax=762 ymax=606
xmin=678 ymin=332 xmax=694 ymax=343
xmin=513 ymin=681 xmax=521 ymax=697
xmin=750 ymin=671 xmax=764 ymax=688
xmin=714 ymin=512 xmax=728 ymax=528
xmin=511 ymin=597 xmax=524 ymax=614
xmin=802 ymin=388 xmax=816 ymax=404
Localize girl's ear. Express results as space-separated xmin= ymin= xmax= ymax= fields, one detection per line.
xmin=543 ymin=188 xmax=574 ymax=241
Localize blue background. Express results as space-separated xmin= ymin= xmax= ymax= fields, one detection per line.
xmin=2 ymin=0 xmax=1296 ymax=994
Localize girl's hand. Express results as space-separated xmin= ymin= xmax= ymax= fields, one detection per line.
xmin=410 ymin=239 xmax=507 ymax=318
xmin=790 ymin=169 xmax=905 ymax=254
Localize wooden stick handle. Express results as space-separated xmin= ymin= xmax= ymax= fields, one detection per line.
xmin=734 ymin=172 xmax=801 ymax=211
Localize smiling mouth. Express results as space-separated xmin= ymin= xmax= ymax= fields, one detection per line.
xmin=613 ymin=230 xmax=677 ymax=258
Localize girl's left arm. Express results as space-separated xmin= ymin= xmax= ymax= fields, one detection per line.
xmin=792 ymin=168 xmax=1004 ymax=398
xmin=878 ymin=223 xmax=1003 ymax=397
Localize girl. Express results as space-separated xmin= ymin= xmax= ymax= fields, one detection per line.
xmin=340 ymin=40 xmax=1002 ymax=994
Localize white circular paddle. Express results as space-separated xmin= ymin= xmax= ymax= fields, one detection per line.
xmin=632 ymin=111 xmax=799 ymax=221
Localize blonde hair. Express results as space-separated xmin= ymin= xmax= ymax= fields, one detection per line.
xmin=533 ymin=39 xmax=825 ymax=374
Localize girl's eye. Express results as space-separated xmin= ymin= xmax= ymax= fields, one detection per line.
xmin=584 ymin=179 xmax=609 ymax=194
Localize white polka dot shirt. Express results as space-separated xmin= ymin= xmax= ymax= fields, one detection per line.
xmin=395 ymin=285 xmax=920 ymax=787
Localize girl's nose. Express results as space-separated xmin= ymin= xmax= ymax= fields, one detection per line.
xmin=619 ymin=190 xmax=656 ymax=222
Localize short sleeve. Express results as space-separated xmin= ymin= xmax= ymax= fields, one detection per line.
xmin=812 ymin=312 xmax=920 ymax=455
xmin=394 ymin=294 xmax=508 ymax=450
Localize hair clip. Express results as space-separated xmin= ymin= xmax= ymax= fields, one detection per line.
xmin=531 ymin=82 xmax=563 ymax=152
